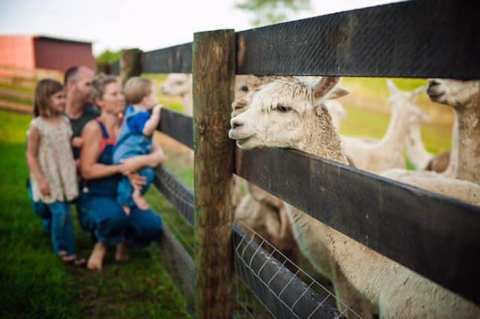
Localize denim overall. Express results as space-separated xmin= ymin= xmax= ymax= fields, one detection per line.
xmin=78 ymin=119 xmax=163 ymax=247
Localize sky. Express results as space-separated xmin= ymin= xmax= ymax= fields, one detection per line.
xmin=0 ymin=0 xmax=401 ymax=55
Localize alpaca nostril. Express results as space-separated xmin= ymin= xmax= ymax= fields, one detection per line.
xmin=232 ymin=121 xmax=243 ymax=129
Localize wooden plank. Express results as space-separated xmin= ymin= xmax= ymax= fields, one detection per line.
xmin=235 ymin=148 xmax=480 ymax=304
xmin=232 ymin=225 xmax=341 ymax=318
xmin=193 ymin=30 xmax=236 ymax=319
xmin=236 ymin=0 xmax=480 ymax=78
xmin=0 ymin=87 xmax=33 ymax=101
xmin=158 ymin=222 xmax=196 ymax=316
xmin=0 ymin=100 xmax=32 ymax=114
xmin=154 ymin=166 xmax=194 ymax=226
xmin=158 ymin=108 xmax=193 ymax=149
xmin=142 ymin=43 xmax=192 ymax=74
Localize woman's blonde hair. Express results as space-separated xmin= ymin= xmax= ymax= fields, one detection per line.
xmin=33 ymin=79 xmax=64 ymax=118
xmin=91 ymin=73 xmax=119 ymax=103
xmin=124 ymin=77 xmax=152 ymax=104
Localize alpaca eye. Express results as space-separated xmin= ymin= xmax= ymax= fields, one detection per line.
xmin=240 ymin=85 xmax=249 ymax=92
xmin=276 ymin=104 xmax=291 ymax=113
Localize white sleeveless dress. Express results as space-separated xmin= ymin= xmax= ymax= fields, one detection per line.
xmin=28 ymin=116 xmax=78 ymax=203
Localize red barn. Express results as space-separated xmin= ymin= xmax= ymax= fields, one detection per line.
xmin=0 ymin=35 xmax=95 ymax=72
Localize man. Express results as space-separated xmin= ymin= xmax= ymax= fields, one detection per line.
xmin=64 ymin=66 xmax=99 ymax=159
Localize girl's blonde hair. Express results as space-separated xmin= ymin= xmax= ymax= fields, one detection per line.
xmin=91 ymin=73 xmax=119 ymax=103
xmin=33 ymin=79 xmax=64 ymax=117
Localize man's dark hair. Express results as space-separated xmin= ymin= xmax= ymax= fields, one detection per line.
xmin=64 ymin=66 xmax=80 ymax=85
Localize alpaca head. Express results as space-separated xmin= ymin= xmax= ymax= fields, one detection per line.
xmin=228 ymin=77 xmax=348 ymax=149
xmin=232 ymin=75 xmax=276 ymax=116
xmin=387 ymin=80 xmax=429 ymax=125
xmin=160 ymin=74 xmax=191 ymax=97
xmin=427 ymin=79 xmax=480 ymax=109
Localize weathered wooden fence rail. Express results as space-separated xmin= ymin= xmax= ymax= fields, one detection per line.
xmin=138 ymin=1 xmax=480 ymax=79
xmin=109 ymin=0 xmax=480 ymax=317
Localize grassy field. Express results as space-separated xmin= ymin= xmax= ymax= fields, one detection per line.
xmin=0 ymin=110 xmax=191 ymax=319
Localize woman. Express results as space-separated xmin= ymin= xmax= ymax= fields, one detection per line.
xmin=79 ymin=74 xmax=165 ymax=271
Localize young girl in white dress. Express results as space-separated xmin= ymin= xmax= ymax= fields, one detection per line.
xmin=26 ymin=79 xmax=83 ymax=264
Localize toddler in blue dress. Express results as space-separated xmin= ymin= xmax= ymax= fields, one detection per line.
xmin=113 ymin=77 xmax=164 ymax=214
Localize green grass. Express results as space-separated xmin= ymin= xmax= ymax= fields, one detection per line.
xmin=0 ymin=110 xmax=191 ymax=319
xmin=342 ymin=77 xmax=427 ymax=99
xmin=340 ymin=103 xmax=451 ymax=154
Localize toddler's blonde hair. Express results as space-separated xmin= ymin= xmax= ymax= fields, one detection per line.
xmin=124 ymin=77 xmax=152 ymax=105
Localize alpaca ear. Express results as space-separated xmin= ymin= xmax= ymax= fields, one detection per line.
xmin=387 ymin=80 xmax=399 ymax=94
xmin=327 ymin=87 xmax=349 ymax=100
xmin=313 ymin=77 xmax=340 ymax=99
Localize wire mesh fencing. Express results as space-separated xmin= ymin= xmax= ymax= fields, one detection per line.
xmin=154 ymin=166 xmax=195 ymax=226
xmin=233 ymin=224 xmax=364 ymax=319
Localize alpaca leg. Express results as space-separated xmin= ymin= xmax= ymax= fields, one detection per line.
xmin=331 ymin=263 xmax=375 ymax=319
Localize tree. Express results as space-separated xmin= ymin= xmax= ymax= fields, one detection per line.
xmin=235 ymin=0 xmax=311 ymax=26
xmin=95 ymin=49 xmax=121 ymax=64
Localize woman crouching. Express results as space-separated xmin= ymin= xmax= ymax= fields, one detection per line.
xmin=79 ymin=74 xmax=165 ymax=271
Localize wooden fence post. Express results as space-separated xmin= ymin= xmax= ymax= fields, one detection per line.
xmin=193 ymin=29 xmax=236 ymax=319
xmin=95 ymin=62 xmax=111 ymax=75
xmin=120 ymin=48 xmax=143 ymax=83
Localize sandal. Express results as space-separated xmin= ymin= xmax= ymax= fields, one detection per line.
xmin=73 ymin=258 xmax=87 ymax=267
xmin=59 ymin=251 xmax=84 ymax=266
xmin=60 ymin=254 xmax=76 ymax=263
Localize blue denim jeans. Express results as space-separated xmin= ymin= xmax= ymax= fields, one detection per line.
xmin=125 ymin=205 xmax=163 ymax=248
xmin=27 ymin=180 xmax=51 ymax=233
xmin=78 ymin=194 xmax=129 ymax=246
xmin=117 ymin=167 xmax=155 ymax=209
xmin=49 ymin=202 xmax=76 ymax=255
xmin=78 ymin=192 xmax=163 ymax=247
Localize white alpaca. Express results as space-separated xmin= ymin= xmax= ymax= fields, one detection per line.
xmin=160 ymin=74 xmax=295 ymax=246
xmin=160 ymin=74 xmax=275 ymax=116
xmin=235 ymin=184 xmax=297 ymax=256
xmin=232 ymin=75 xmax=298 ymax=254
xmin=160 ymin=73 xmax=193 ymax=115
xmin=342 ymin=81 xmax=427 ymax=173
xmin=229 ymin=76 xmax=480 ymax=319
xmin=427 ymin=79 xmax=480 ymax=182
xmin=295 ymin=76 xmax=348 ymax=130
xmin=385 ymin=79 xmax=480 ymax=189
xmin=232 ymin=76 xmax=347 ymax=253
xmin=234 ymin=78 xmax=347 ymax=131
xmin=406 ymin=102 xmax=456 ymax=174
xmin=161 ymin=74 xmax=296 ymax=251
xmin=406 ymin=113 xmax=434 ymax=170
xmin=325 ymin=99 xmax=346 ymax=131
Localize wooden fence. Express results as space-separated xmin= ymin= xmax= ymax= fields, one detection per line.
xmin=110 ymin=1 xmax=480 ymax=318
